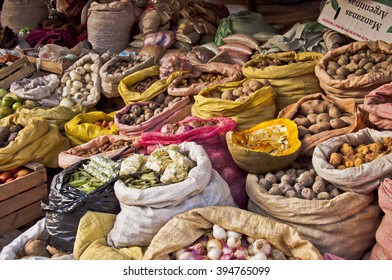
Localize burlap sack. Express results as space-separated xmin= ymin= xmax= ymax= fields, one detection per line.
xmin=315 ymin=40 xmax=392 ymax=104
xmin=312 ymin=128 xmax=392 ymax=194
xmin=1 ymin=0 xmax=48 ymax=32
xmin=0 ymin=114 xmax=71 ymax=170
xmin=87 ymin=1 xmax=135 ymax=54
xmin=371 ymin=178 xmax=392 ymax=260
xmin=192 ymin=79 xmax=276 ymax=130
xmin=114 ymin=98 xmax=192 ymax=137
xmin=143 ymin=206 xmax=322 ymax=260
xmin=99 ymin=54 xmax=155 ymax=98
xmin=106 ymin=142 xmax=236 ymax=247
xmin=246 ymin=174 xmax=381 ymax=260
xmin=168 ymin=63 xmax=243 ymax=96
xmin=364 ymin=82 xmax=392 ymax=130
xmin=242 ymin=51 xmax=323 ymax=112
xmin=60 ymin=52 xmax=102 ymax=109
xmin=73 ymin=211 xmax=144 ymax=260
xmin=278 ymin=93 xmax=363 ymax=156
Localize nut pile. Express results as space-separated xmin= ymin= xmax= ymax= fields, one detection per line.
xmin=133 ymin=76 xmax=159 ymax=93
xmin=329 ymin=137 xmax=392 ymax=170
xmin=69 ymin=139 xmax=135 ymax=157
xmin=208 ymin=79 xmax=270 ymax=102
xmin=257 ymin=164 xmax=342 ymax=200
xmin=107 ymin=55 xmax=147 ymax=75
xmin=292 ymin=99 xmax=354 ymax=139
xmin=179 ymin=73 xmax=225 ymax=88
xmin=118 ymin=93 xmax=181 ymax=126
xmin=326 ymin=49 xmax=392 ymax=80
xmin=0 ymin=124 xmax=23 ymax=148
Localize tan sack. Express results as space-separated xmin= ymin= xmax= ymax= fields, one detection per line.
xmin=312 ymin=128 xmax=392 ymax=194
xmin=143 ymin=206 xmax=322 ymax=260
xmin=315 ymin=40 xmax=392 ymax=104
xmin=246 ymin=174 xmax=381 ymax=260
xmin=73 ymin=211 xmax=144 ymax=260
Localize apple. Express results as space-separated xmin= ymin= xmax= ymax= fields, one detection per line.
xmin=15 ymin=169 xmax=30 ymax=178
xmin=0 ymin=171 xmax=12 ymax=182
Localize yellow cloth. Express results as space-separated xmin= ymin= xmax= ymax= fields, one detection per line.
xmin=73 ymin=211 xmax=144 ymax=260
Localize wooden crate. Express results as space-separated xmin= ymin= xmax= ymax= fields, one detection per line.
xmin=0 ymin=56 xmax=36 ymax=89
xmin=26 ymin=56 xmax=73 ymax=75
xmin=0 ymin=162 xmax=47 ymax=236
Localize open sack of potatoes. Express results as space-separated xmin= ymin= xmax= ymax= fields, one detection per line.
xmin=315 ymin=40 xmax=392 ymax=104
xmin=246 ymin=163 xmax=381 ymax=260
xmin=312 ymin=128 xmax=392 ymax=194
xmin=278 ymin=93 xmax=365 ymax=156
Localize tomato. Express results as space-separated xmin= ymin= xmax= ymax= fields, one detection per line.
xmin=0 ymin=171 xmax=12 ymax=182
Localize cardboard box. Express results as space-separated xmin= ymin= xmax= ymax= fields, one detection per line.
xmin=0 ymin=162 xmax=47 ymax=236
xmin=318 ymin=0 xmax=392 ymax=42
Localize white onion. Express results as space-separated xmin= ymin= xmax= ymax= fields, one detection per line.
xmin=74 ymin=93 xmax=83 ymax=100
xmin=75 ymin=66 xmax=86 ymax=75
xmin=207 ymin=248 xmax=222 ymax=260
xmin=61 ymin=76 xmax=71 ymax=84
xmin=212 ymin=224 xmax=227 ymax=241
xmin=227 ymin=231 xmax=242 ymax=239
xmin=70 ymin=87 xmax=78 ymax=95
xmin=83 ymin=63 xmax=92 ymax=72
xmin=59 ymin=98 xmax=75 ymax=108
xmin=90 ymin=63 xmax=98 ymax=72
xmin=69 ymin=71 xmax=81 ymax=81
xmin=86 ymin=84 xmax=93 ymax=90
xmin=207 ymin=239 xmax=222 ymax=251
xmin=73 ymin=80 xmax=83 ymax=89
xmin=87 ymin=94 xmax=95 ymax=102
xmin=66 ymin=80 xmax=73 ymax=88
xmin=84 ymin=73 xmax=91 ymax=83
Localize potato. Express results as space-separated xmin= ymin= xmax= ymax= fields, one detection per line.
xmin=307 ymin=114 xmax=318 ymax=124
xmin=328 ymin=61 xmax=340 ymax=70
xmin=297 ymin=126 xmax=309 ymax=139
xmin=301 ymin=188 xmax=316 ymax=200
xmin=275 ymin=170 xmax=285 ymax=181
xmin=330 ymin=118 xmax=347 ymax=129
xmin=336 ymin=66 xmax=350 ymax=77
xmin=329 ymin=152 xmax=343 ymax=167
xmin=345 ymin=62 xmax=359 ymax=73
xmin=297 ymin=172 xmax=314 ymax=187
xmin=24 ymin=240 xmax=52 ymax=258
xmin=248 ymin=80 xmax=263 ymax=91
xmin=280 ymin=174 xmax=294 ymax=185
xmin=265 ymin=173 xmax=277 ymax=184
xmin=285 ymin=190 xmax=298 ymax=198
xmin=328 ymin=106 xmax=341 ymax=119
xmin=221 ymin=89 xmax=235 ymax=100
xmin=337 ymin=55 xmax=349 ymax=66
xmin=268 ymin=186 xmax=283 ymax=195
xmin=293 ymin=117 xmax=311 ymax=128
xmin=317 ymin=192 xmax=331 ymax=200
xmin=316 ymin=113 xmax=331 ymax=123
xmin=299 ymin=100 xmax=329 ymax=115
xmin=294 ymin=183 xmax=304 ymax=194
xmin=308 ymin=122 xmax=331 ymax=134
xmin=258 ymin=178 xmax=272 ymax=190
xmin=232 ymin=88 xmax=243 ymax=97
xmin=312 ymin=180 xmax=326 ymax=193
xmin=210 ymin=90 xmax=222 ymax=99
xmin=329 ymin=187 xmax=341 ymax=197
xmin=339 ymin=143 xmax=355 ymax=157
xmin=340 ymin=115 xmax=355 ymax=126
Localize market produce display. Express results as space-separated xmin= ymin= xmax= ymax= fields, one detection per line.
xmin=1 ymin=0 xmax=392 ymax=263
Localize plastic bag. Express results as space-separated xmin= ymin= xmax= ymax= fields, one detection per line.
xmin=41 ymin=158 xmax=121 ymax=253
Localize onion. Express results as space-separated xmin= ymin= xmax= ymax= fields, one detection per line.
xmin=84 ymin=73 xmax=91 ymax=83
xmin=212 ymin=224 xmax=227 ymax=240
xmin=207 ymin=248 xmax=222 ymax=260
xmin=250 ymin=252 xmax=267 ymax=260
xmin=252 ymin=239 xmax=272 ymax=256
xmin=61 ymin=76 xmax=70 ymax=84
xmin=70 ymin=87 xmax=78 ymax=95
xmin=227 ymin=236 xmax=241 ymax=249
xmin=69 ymin=71 xmax=81 ymax=81
xmin=83 ymin=63 xmax=92 ymax=72
xmin=75 ymin=66 xmax=86 ymax=75
xmin=87 ymin=94 xmax=95 ymax=102
xmin=66 ymin=80 xmax=73 ymax=88
xmin=227 ymin=230 xmax=242 ymax=239
xmin=207 ymin=239 xmax=222 ymax=251
xmin=86 ymin=84 xmax=93 ymax=91
xmin=73 ymin=80 xmax=83 ymax=89
xmin=59 ymin=98 xmax=75 ymax=108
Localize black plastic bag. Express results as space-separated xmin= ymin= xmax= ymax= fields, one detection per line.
xmin=41 ymin=159 xmax=121 ymax=253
